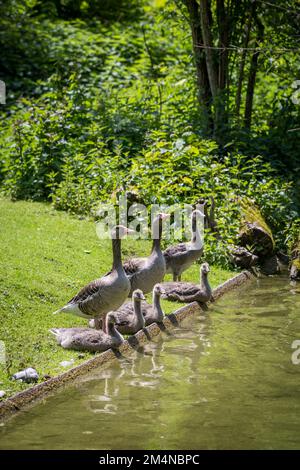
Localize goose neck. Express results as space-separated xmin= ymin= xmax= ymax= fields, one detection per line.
xmin=134 ymin=298 xmax=145 ymax=325
xmin=200 ymin=271 xmax=212 ymax=294
xmin=112 ymin=237 xmax=122 ymax=270
xmin=107 ymin=320 xmax=124 ymax=342
xmin=151 ymin=218 xmax=162 ymax=252
xmin=191 ymin=216 xmax=202 ymax=247
xmin=153 ymin=293 xmax=164 ymax=321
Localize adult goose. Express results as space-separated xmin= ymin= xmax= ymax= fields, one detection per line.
xmin=161 ymin=262 xmax=212 ymax=304
xmin=114 ymin=289 xmax=146 ymax=335
xmin=124 ymin=212 xmax=169 ymax=296
xmin=50 ymin=312 xmax=124 ymax=352
xmin=53 ymin=225 xmax=134 ymax=330
xmin=142 ymin=283 xmax=165 ymax=326
xmin=163 ymin=209 xmax=204 ymax=281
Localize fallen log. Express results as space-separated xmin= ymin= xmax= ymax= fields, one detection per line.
xmin=290 ymin=233 xmax=300 ymax=281
xmin=230 ymin=199 xmax=281 ymax=275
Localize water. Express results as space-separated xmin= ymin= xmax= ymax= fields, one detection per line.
xmin=1 ymin=276 xmax=300 ymax=450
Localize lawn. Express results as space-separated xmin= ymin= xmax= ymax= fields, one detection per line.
xmin=0 ymin=198 xmax=234 ymax=398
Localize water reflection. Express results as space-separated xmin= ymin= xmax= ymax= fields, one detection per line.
xmin=1 ymin=276 xmax=300 ymax=449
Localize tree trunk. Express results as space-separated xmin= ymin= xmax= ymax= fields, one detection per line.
xmin=183 ymin=0 xmax=213 ymax=135
xmin=244 ymin=15 xmax=264 ymax=129
xmin=199 ymin=0 xmax=218 ymax=99
xmin=53 ymin=0 xmax=63 ymax=16
xmin=235 ymin=4 xmax=255 ymax=120
xmin=215 ymin=0 xmax=229 ymax=138
xmin=199 ymin=0 xmax=224 ymax=140
xmin=216 ymin=0 xmax=228 ymax=90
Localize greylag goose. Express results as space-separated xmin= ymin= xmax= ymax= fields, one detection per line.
xmin=163 ymin=209 xmax=204 ymax=281
xmin=142 ymin=283 xmax=165 ymax=326
xmin=114 ymin=289 xmax=146 ymax=335
xmin=50 ymin=312 xmax=124 ymax=352
xmin=53 ymin=225 xmax=134 ymax=330
xmin=161 ymin=262 xmax=212 ymax=304
xmin=123 ymin=213 xmax=169 ymax=295
xmin=88 ymin=284 xmax=165 ymax=329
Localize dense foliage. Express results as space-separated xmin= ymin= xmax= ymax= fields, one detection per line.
xmin=0 ymin=0 xmax=299 ymax=267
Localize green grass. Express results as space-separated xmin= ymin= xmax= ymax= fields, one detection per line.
xmin=0 ymin=198 xmax=234 ymax=398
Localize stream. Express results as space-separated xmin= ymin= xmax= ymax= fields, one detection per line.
xmin=1 ymin=275 xmax=300 ymax=450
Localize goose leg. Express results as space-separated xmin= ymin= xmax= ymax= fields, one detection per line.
xmin=101 ymin=313 xmax=107 ymax=333
xmin=94 ymin=316 xmax=102 ymax=330
xmin=178 ymin=274 xmax=181 ymax=282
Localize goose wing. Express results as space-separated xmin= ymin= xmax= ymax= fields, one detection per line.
xmin=114 ymin=302 xmax=134 ymax=326
xmin=122 ymin=257 xmax=147 ymax=276
xmin=68 ymin=278 xmax=104 ymax=304
xmin=162 ymin=281 xmax=199 ymax=297
xmin=141 ymin=301 xmax=152 ymax=316
xmin=163 ymin=243 xmax=188 ymax=260
xmin=65 ymin=329 xmax=111 ymax=352
xmin=103 ymin=257 xmax=147 ymax=279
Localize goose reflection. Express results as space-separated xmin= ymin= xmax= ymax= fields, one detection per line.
xmin=123 ymin=338 xmax=165 ymax=388
xmin=81 ymin=365 xmax=125 ymax=415
xmin=80 ymin=339 xmax=165 ymax=414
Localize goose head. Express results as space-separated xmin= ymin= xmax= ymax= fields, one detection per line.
xmin=111 ymin=225 xmax=135 ymax=239
xmin=192 ymin=209 xmax=205 ymax=220
xmin=153 ymin=283 xmax=165 ymax=297
xmin=106 ymin=311 xmax=117 ymax=326
xmin=132 ymin=289 xmax=146 ymax=302
xmin=106 ymin=312 xmax=124 ymax=341
xmin=157 ymin=212 xmax=170 ymax=221
xmin=200 ymin=262 xmax=210 ymax=275
xmin=104 ymin=311 xmax=117 ymax=334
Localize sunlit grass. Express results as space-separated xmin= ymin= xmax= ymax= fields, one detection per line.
xmin=0 ymin=198 xmax=234 ymax=398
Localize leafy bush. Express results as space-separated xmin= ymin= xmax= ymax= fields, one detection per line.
xmin=0 ymin=1 xmax=298 ymax=268
xmin=286 ymin=219 xmax=300 ymax=254
xmin=128 ymin=131 xmax=294 ymax=266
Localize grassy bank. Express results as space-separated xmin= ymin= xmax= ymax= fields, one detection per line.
xmin=0 ymin=198 xmax=234 ymax=398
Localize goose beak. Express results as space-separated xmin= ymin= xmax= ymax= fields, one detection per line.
xmin=141 ymin=294 xmax=146 ymax=300
xmin=125 ymin=228 xmax=135 ymax=235
xmin=194 ymin=209 xmax=205 ymax=218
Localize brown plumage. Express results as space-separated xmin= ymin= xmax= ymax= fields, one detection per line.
xmin=161 ymin=262 xmax=212 ymax=304
xmin=50 ymin=312 xmax=124 ymax=352
xmin=88 ymin=284 xmax=165 ymax=330
xmin=53 ymin=225 xmax=134 ymax=330
xmin=164 ymin=209 xmax=204 ymax=281
xmin=122 ymin=213 xmax=170 ymax=296
xmin=142 ymin=284 xmax=165 ymax=326
xmin=114 ymin=289 xmax=146 ymax=335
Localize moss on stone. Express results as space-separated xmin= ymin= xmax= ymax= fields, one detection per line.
xmin=292 ymin=258 xmax=300 ymax=270
xmin=240 ymin=198 xmax=275 ymax=247
xmin=292 ymin=238 xmax=300 ymax=256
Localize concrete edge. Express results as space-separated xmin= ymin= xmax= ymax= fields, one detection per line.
xmin=0 ymin=270 xmax=253 ymax=421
